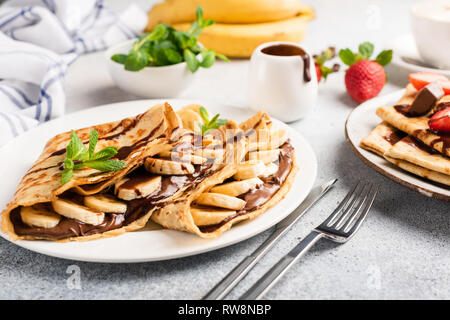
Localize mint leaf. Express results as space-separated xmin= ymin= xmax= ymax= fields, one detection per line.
xmin=88 ymin=129 xmax=98 ymax=158
xmin=339 ymin=49 xmax=355 ymax=66
xmin=375 ymin=49 xmax=393 ymax=66
xmin=184 ymin=49 xmax=199 ymax=72
xmin=69 ymin=130 xmax=87 ymax=160
xmin=91 ymin=146 xmax=118 ymax=161
xmin=111 ymin=54 xmax=127 ymax=65
xmin=199 ymin=107 xmax=209 ymax=123
xmin=358 ymin=42 xmax=374 ymax=59
xmin=215 ymin=53 xmax=229 ymax=62
xmin=200 ymin=50 xmax=215 ymax=68
xmin=83 ymin=159 xmax=126 ymax=172
xmin=148 ymin=24 xmax=167 ymax=41
xmin=124 ymin=49 xmax=149 ymax=71
xmin=61 ymin=169 xmax=73 ymax=185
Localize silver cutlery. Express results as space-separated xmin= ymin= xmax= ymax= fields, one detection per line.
xmin=240 ymin=181 xmax=378 ymax=300
xmin=202 ymin=179 xmax=337 ymax=300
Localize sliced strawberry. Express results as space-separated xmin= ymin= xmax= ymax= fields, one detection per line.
xmin=315 ymin=62 xmax=322 ymax=82
xmin=409 ymin=72 xmax=449 ymax=91
xmin=437 ymin=79 xmax=450 ymax=95
xmin=429 ymin=106 xmax=450 ymax=133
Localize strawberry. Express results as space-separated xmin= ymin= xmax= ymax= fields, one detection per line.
xmin=315 ymin=62 xmax=322 ymax=82
xmin=429 ymin=106 xmax=450 ymax=133
xmin=313 ymin=47 xmax=340 ymax=83
xmin=344 ymin=60 xmax=386 ymax=103
xmin=339 ymin=42 xmax=392 ymax=103
xmin=409 ymin=72 xmax=450 ymax=94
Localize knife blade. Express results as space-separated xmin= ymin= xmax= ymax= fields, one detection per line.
xmin=202 ymin=179 xmax=337 ymax=300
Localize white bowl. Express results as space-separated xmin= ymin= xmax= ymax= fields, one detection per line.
xmin=105 ymin=39 xmax=196 ymax=98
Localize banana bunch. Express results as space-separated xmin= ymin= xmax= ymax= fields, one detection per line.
xmin=145 ymin=0 xmax=315 ymax=58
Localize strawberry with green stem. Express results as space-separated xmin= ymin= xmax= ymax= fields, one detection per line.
xmin=339 ymin=42 xmax=392 ymax=103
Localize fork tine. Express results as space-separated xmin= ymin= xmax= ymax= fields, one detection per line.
xmin=321 ymin=180 xmax=361 ymax=227
xmin=344 ymin=185 xmax=378 ymax=235
xmin=338 ymin=183 xmax=373 ymax=230
xmin=331 ymin=182 xmax=369 ymax=228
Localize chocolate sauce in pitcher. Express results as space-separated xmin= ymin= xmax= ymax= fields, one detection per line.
xmin=261 ymin=44 xmax=312 ymax=82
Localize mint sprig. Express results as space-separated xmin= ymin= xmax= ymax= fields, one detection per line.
xmin=198 ymin=107 xmax=228 ymax=135
xmin=61 ymin=130 xmax=126 ymax=185
xmin=339 ymin=42 xmax=392 ymax=67
xmin=111 ymin=6 xmax=229 ymax=73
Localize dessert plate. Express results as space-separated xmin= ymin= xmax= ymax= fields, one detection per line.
xmin=0 ymin=99 xmax=317 ymax=262
xmin=388 ymin=34 xmax=450 ymax=77
xmin=345 ymin=90 xmax=450 ymax=201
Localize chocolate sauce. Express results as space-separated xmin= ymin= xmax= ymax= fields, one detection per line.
xmin=403 ymin=136 xmax=441 ymax=155
xmin=384 ymin=130 xmax=407 ymax=145
xmin=11 ymin=161 xmax=214 ymax=240
xmin=199 ymin=142 xmax=294 ymax=233
xmin=394 ymin=104 xmax=412 ymax=117
xmin=261 ymin=44 xmax=311 ymax=82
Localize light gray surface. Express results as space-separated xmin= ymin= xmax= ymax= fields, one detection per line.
xmin=1 ymin=0 xmax=449 ymax=300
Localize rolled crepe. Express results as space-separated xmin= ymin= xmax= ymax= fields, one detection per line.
xmin=0 ymin=103 xmax=189 ymax=242
xmin=151 ymin=111 xmax=299 ymax=238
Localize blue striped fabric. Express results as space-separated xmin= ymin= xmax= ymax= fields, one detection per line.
xmin=0 ymin=0 xmax=147 ymax=146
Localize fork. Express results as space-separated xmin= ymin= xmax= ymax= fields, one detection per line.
xmin=240 ymin=181 xmax=379 ymax=300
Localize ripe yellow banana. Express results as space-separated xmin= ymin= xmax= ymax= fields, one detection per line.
xmin=146 ymin=0 xmax=313 ymax=30
xmin=173 ymin=13 xmax=312 ymax=58
xmin=195 ymin=193 xmax=246 ymax=210
xmin=20 ymin=205 xmax=61 ymax=228
xmin=190 ymin=206 xmax=236 ymax=226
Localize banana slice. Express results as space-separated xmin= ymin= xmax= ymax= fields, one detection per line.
xmin=248 ymin=129 xmax=288 ymax=151
xmin=20 ymin=205 xmax=61 ymax=228
xmin=247 ymin=149 xmax=280 ymax=164
xmin=210 ymin=177 xmax=263 ymax=197
xmin=158 ymin=151 xmax=207 ymax=164
xmin=52 ymin=198 xmax=104 ymax=225
xmin=195 ymin=193 xmax=246 ymax=210
xmin=176 ymin=108 xmax=202 ymax=132
xmin=191 ymin=206 xmax=236 ymax=226
xmin=115 ymin=175 xmax=162 ymax=201
xmin=145 ymin=158 xmax=195 ymax=175
xmin=233 ymin=160 xmax=266 ymax=180
xmin=193 ymin=147 xmax=224 ymax=159
xmin=261 ymin=162 xmax=279 ymax=178
xmin=84 ymin=194 xmax=127 ymax=213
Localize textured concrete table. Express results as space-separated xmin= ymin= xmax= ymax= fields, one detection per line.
xmin=1 ymin=0 xmax=449 ymax=300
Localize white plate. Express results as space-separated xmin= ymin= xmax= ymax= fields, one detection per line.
xmin=0 ymin=99 xmax=317 ymax=262
xmin=388 ymin=34 xmax=450 ymax=77
xmin=345 ymin=90 xmax=450 ymax=201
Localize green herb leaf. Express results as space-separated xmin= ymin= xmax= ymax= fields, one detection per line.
xmin=110 ymin=5 xmax=227 ymax=73
xmin=375 ymin=49 xmax=393 ymax=66
xmin=111 ymin=54 xmax=127 ymax=65
xmin=184 ymin=49 xmax=199 ymax=72
xmin=338 ymin=49 xmax=355 ymax=66
xmin=215 ymin=53 xmax=230 ymax=62
xmin=199 ymin=107 xmax=209 ymax=123
xmin=91 ymin=146 xmax=118 ymax=161
xmin=83 ymin=159 xmax=126 ymax=172
xmin=200 ymin=50 xmax=215 ymax=68
xmin=61 ymin=130 xmax=126 ymax=185
xmin=88 ymin=129 xmax=98 ymax=158
xmin=61 ymin=169 xmax=73 ymax=185
xmin=358 ymin=42 xmax=374 ymax=59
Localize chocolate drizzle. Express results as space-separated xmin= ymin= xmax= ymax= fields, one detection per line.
xmin=261 ymin=44 xmax=311 ymax=82
xmin=11 ymin=161 xmax=214 ymax=240
xmin=384 ymin=130 xmax=407 ymax=145
xmin=199 ymin=142 xmax=294 ymax=233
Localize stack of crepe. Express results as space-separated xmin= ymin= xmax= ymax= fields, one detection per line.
xmin=1 ymin=103 xmax=298 ymax=242
xmin=361 ymin=84 xmax=450 ymax=187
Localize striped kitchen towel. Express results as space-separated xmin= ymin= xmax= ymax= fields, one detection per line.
xmin=0 ymin=0 xmax=147 ymax=146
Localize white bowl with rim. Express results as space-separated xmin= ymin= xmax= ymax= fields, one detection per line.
xmin=105 ymin=39 xmax=197 ymax=98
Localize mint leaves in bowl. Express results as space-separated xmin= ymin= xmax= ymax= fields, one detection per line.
xmin=106 ymin=7 xmax=228 ymax=98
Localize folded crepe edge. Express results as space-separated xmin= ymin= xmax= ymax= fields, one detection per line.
xmin=1 ymin=103 xmax=180 ymax=241
xmin=151 ymin=153 xmax=299 ymax=238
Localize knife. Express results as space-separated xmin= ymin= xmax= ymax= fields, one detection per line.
xmin=202 ymin=179 xmax=337 ymax=300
